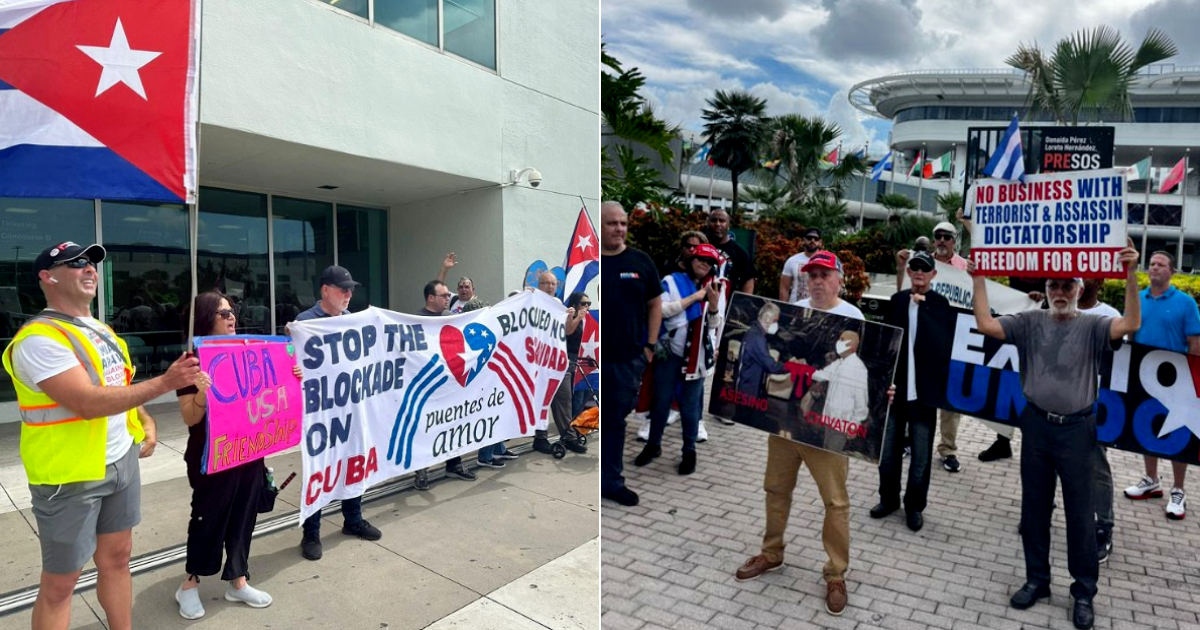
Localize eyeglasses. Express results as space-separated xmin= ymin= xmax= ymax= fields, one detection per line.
xmin=216 ymin=309 xmax=236 ymax=320
xmin=933 ymin=233 xmax=955 ymax=241
xmin=683 ymin=242 xmax=700 ymax=249
xmin=579 ymin=301 xmax=591 ymax=307
xmin=436 ymin=292 xmax=453 ymax=298
xmin=696 ymin=258 xmax=717 ymax=265
xmin=52 ymin=258 xmax=95 ymax=269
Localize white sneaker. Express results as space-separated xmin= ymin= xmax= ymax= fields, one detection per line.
xmin=175 ymin=586 xmax=204 ymax=620
xmin=225 ymin=583 xmax=273 ymax=608
xmin=636 ymin=419 xmax=651 ymax=441
xmin=1166 ymin=488 xmax=1186 ymax=520
xmin=696 ymin=420 xmax=708 ymax=443
xmin=1124 ymin=476 xmax=1163 ymax=500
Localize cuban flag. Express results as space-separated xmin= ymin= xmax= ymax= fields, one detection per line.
xmin=982 ymin=115 xmax=1026 ymax=183
xmin=0 ymin=0 xmax=200 ymax=203
xmin=573 ymin=312 xmax=598 ymax=394
xmin=870 ymin=151 xmax=893 ymax=181
xmin=561 ymin=206 xmax=599 ymax=303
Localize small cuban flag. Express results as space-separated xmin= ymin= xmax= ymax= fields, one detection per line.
xmin=870 ymin=151 xmax=893 ymax=182
xmin=982 ymin=115 xmax=1026 ymax=183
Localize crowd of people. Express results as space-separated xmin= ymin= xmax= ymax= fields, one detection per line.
xmin=5 ymin=240 xmax=594 ymax=629
xmin=602 ymin=203 xmax=1194 ymax=629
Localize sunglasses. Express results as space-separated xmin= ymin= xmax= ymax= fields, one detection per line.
xmin=683 ymin=242 xmax=700 ymax=249
xmin=52 ymin=258 xmax=96 ymax=269
xmin=804 ymin=235 xmax=821 ymax=241
xmin=216 ymin=308 xmax=236 ymax=320
xmin=579 ymin=301 xmax=591 ymax=307
xmin=933 ymin=233 xmax=955 ymax=241
xmin=695 ymin=257 xmax=718 ymax=265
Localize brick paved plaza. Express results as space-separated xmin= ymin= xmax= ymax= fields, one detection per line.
xmin=601 ymin=411 xmax=1200 ymax=630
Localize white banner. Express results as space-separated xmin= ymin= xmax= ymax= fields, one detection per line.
xmin=900 ymin=260 xmax=1042 ymax=313
xmin=290 ymin=292 xmax=568 ymax=522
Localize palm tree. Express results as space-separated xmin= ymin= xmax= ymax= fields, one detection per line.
xmin=742 ymin=180 xmax=790 ymax=216
xmin=1006 ymin=27 xmax=1178 ymax=125
xmin=764 ymin=115 xmax=868 ymax=205
xmin=701 ymin=90 xmax=768 ymax=217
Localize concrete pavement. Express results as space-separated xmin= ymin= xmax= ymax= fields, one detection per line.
xmin=601 ymin=412 xmax=1200 ymax=630
xmin=0 ymin=402 xmax=599 ymax=629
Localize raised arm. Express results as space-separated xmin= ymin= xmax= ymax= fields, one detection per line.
xmin=436 ymin=252 xmax=456 ymax=284
xmin=1109 ymin=239 xmax=1141 ymax=340
xmin=967 ymin=259 xmax=1005 ymax=340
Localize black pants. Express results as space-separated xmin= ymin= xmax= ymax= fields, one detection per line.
xmin=878 ymin=399 xmax=936 ymax=513
xmin=186 ymin=458 xmax=264 ymax=581
xmin=601 ymin=356 xmax=648 ymax=493
xmin=1019 ymin=405 xmax=1098 ymax=599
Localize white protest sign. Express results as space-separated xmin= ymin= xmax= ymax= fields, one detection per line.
xmin=289 ymin=291 xmax=568 ymax=522
xmin=966 ymin=168 xmax=1127 ymax=278
xmin=900 ymin=260 xmax=1042 ymax=313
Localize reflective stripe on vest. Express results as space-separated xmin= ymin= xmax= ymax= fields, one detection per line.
xmin=15 ymin=320 xmax=105 ymax=425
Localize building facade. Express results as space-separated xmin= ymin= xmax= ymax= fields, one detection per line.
xmin=0 ymin=0 xmax=599 ymax=405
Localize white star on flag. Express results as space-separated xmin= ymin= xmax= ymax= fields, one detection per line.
xmin=580 ymin=336 xmax=599 ymax=362
xmin=459 ymin=345 xmax=483 ymax=373
xmin=575 ymin=234 xmax=593 ymax=252
xmin=77 ymin=19 xmax=162 ymax=100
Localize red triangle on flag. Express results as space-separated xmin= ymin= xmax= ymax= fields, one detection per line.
xmin=564 ymin=207 xmax=599 ymax=269
xmin=0 ymin=0 xmax=196 ymax=201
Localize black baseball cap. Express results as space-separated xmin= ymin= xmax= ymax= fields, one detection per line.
xmin=33 ymin=241 xmax=105 ymax=274
xmin=319 ymin=265 xmax=360 ymax=289
xmin=804 ymin=227 xmax=822 ymax=238
xmin=908 ymin=251 xmax=936 ymax=272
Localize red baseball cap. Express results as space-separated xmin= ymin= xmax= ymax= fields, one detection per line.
xmin=801 ymin=250 xmax=843 ymax=274
xmin=692 ymin=243 xmax=722 ymax=264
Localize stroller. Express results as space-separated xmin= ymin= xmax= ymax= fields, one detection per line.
xmin=554 ymin=358 xmax=599 ymax=459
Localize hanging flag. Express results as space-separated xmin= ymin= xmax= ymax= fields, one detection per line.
xmin=922 ymin=151 xmax=952 ymax=178
xmin=761 ymin=158 xmax=780 ymax=169
xmin=851 ymin=147 xmax=866 ymax=160
xmin=982 ymin=116 xmax=1026 ymax=183
xmin=692 ymin=145 xmax=710 ymax=164
xmin=1158 ymin=157 xmax=1189 ymax=194
xmin=870 ymin=151 xmax=893 ymax=182
xmin=562 ymin=206 xmax=599 ymax=302
xmin=908 ymin=150 xmax=924 ymax=178
xmin=1125 ymin=156 xmax=1151 ymax=182
xmin=818 ymin=146 xmax=840 ymax=169
xmin=0 ymin=0 xmax=200 ymax=203
xmin=573 ymin=312 xmax=599 ymax=395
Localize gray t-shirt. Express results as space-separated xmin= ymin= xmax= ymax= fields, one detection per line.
xmin=998 ymin=310 xmax=1112 ymax=415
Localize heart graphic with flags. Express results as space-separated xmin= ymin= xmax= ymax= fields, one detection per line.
xmin=439 ymin=322 xmax=496 ymax=387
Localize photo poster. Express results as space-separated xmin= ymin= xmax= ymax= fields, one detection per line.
xmin=194 ymin=334 xmax=303 ymax=475
xmin=966 ymin=168 xmax=1127 ymax=279
xmin=708 ymin=293 xmax=903 ymax=463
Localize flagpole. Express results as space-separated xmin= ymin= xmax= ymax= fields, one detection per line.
xmin=916 ymin=143 xmax=926 ymax=212
xmin=1142 ymin=148 xmax=1152 ymax=270
xmin=187 ymin=0 xmax=205 ymax=350
xmin=1178 ymin=148 xmax=1189 ymax=264
xmin=888 ymin=146 xmax=896 ymax=194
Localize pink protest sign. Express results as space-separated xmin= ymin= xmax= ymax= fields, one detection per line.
xmin=195 ymin=335 xmax=302 ymax=474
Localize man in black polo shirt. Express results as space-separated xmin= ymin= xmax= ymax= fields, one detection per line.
xmin=413 ymin=280 xmax=479 ymax=491
xmin=293 ymin=266 xmax=382 ymax=561
xmin=706 ymin=208 xmax=756 ymax=294
xmin=600 ymin=201 xmax=662 ymax=507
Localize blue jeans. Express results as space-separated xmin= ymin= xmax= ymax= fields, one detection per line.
xmin=478 ymin=442 xmax=506 ymax=463
xmin=647 ymin=353 xmax=702 ymax=453
xmin=302 ymin=495 xmax=363 ymax=538
xmin=602 ymin=355 xmax=648 ymax=493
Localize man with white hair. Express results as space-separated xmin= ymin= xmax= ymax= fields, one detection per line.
xmin=968 ymin=239 xmax=1140 ymax=630
xmin=735 ymin=250 xmax=863 ymax=617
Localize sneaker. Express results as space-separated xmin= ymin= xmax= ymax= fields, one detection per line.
xmin=300 ymin=533 xmax=322 ymax=560
xmin=494 ymin=449 xmax=519 ymax=460
xmin=735 ymin=554 xmax=783 ymax=581
xmin=1124 ymin=476 xmax=1163 ymax=500
xmin=343 ymin=519 xmax=382 ymax=541
xmin=634 ymin=444 xmax=661 ymax=466
xmin=825 ymin=580 xmax=848 ymax=616
xmin=414 ymin=469 xmax=430 ymax=491
xmin=942 ymin=455 xmax=961 ymax=473
xmin=602 ymin=486 xmax=638 ymax=506
xmin=447 ymin=464 xmax=477 ymax=481
xmin=175 ymin=585 xmax=205 ymax=619
xmin=1166 ymin=488 xmax=1186 ymax=520
xmin=1096 ymin=527 xmax=1112 ymax=564
xmin=978 ymin=436 xmax=1013 ymax=462
xmin=532 ymin=437 xmax=555 ymax=454
xmin=563 ymin=439 xmax=588 ymax=454
xmin=476 ymin=459 xmax=505 ymax=468
xmin=696 ymin=420 xmax=709 ymax=443
xmin=224 ymin=583 xmax=272 ymax=608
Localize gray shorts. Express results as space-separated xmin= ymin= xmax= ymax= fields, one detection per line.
xmin=29 ymin=443 xmax=142 ymax=574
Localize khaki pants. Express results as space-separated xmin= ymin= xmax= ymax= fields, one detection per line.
xmin=761 ymin=435 xmax=850 ymax=583
xmin=936 ymin=410 xmax=960 ymax=458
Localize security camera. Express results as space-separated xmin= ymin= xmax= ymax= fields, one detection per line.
xmin=511 ymin=167 xmax=543 ymax=188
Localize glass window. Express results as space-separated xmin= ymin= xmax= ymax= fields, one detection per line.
xmin=101 ymin=201 xmax=190 ymax=380
xmin=272 ymin=197 xmax=333 ymax=333
xmin=444 ymin=0 xmax=495 ymax=69
xmin=338 ymin=205 xmax=389 ymax=312
xmin=315 ymin=0 xmax=368 ymax=19
xmin=198 ymin=188 xmax=271 ymax=335
xmin=376 ymin=0 xmax=439 ymax=46
xmin=0 ymin=198 xmax=95 ymax=401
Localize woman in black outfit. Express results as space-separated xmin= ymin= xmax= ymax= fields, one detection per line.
xmin=174 ymin=291 xmax=273 ymax=619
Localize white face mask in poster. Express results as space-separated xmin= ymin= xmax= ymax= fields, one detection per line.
xmin=836 ymin=339 xmax=851 ymax=355
xmin=766 ymin=322 xmax=779 ymax=335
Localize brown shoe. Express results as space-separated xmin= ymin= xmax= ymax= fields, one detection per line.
xmin=734 ymin=554 xmax=783 ymax=581
xmin=825 ymin=580 xmax=847 ymax=616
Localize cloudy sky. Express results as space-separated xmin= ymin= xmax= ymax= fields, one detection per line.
xmin=602 ymin=0 xmax=1200 ymax=157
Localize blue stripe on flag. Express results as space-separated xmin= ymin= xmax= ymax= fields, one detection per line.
xmin=403 ymin=373 xmax=448 ymax=468
xmin=390 ymin=357 xmax=442 ymax=464
xmin=982 ymin=116 xmax=1026 ymax=183
xmin=563 ymin=260 xmax=598 ymax=303
xmin=400 ymin=366 xmax=447 ymax=468
xmin=0 ymin=144 xmax=182 ymax=202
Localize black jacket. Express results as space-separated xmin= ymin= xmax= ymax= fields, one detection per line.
xmin=886 ymin=289 xmax=957 ymax=405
